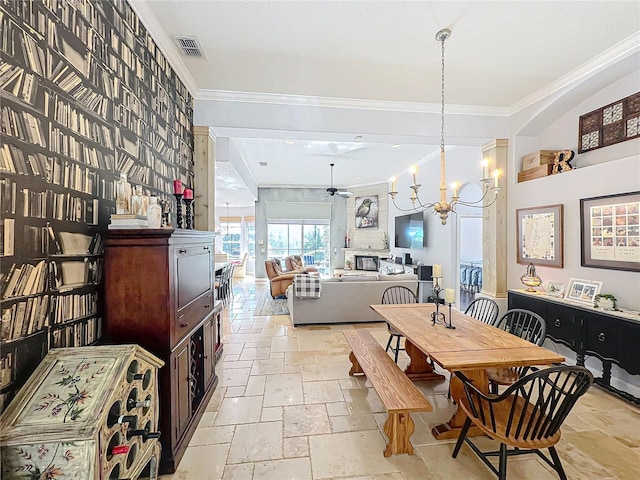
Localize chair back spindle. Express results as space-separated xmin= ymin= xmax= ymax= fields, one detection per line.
xmin=464 ymin=297 xmax=500 ymax=325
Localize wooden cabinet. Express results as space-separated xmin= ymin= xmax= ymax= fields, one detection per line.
xmin=103 ymin=229 xmax=219 ymax=473
xmin=508 ymin=290 xmax=640 ymax=405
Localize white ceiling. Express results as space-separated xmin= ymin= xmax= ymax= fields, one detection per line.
xmin=133 ymin=1 xmax=640 ymax=207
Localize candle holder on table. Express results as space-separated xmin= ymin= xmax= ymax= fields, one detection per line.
xmin=173 ymin=193 xmax=184 ymax=228
xmin=183 ymin=198 xmax=193 ymax=229
xmin=445 ymin=302 xmax=456 ymax=329
xmin=431 ymin=277 xmax=445 ymax=325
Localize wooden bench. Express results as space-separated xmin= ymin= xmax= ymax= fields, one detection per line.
xmin=343 ymin=329 xmax=433 ymax=457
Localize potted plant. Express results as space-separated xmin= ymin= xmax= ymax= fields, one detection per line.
xmin=594 ymin=293 xmax=617 ymax=311
xmin=382 ymin=232 xmax=390 ymax=249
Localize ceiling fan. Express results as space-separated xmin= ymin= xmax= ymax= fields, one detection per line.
xmin=326 ymin=163 xmax=353 ymax=198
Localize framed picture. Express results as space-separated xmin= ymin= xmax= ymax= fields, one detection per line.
xmin=355 ymin=195 xmax=378 ymax=229
xmin=545 ymin=281 xmax=565 ymax=298
xmin=565 ymin=278 xmax=603 ymax=304
xmin=516 ymin=204 xmax=563 ymax=268
xmin=580 ymin=191 xmax=640 ymax=272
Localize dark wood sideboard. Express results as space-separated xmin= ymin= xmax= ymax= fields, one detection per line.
xmin=103 ymin=229 xmax=222 ymax=473
xmin=508 ymin=290 xmax=640 ymax=405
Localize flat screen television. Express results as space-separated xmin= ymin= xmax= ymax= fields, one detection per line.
xmin=394 ymin=212 xmax=426 ymax=249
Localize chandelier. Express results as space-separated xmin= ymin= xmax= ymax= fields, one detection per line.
xmin=388 ymin=28 xmax=501 ymax=225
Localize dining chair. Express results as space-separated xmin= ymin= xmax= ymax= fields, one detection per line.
xmin=452 ymin=365 xmax=593 ymax=480
xmin=487 ymin=308 xmax=547 ymax=393
xmin=464 ymin=297 xmax=499 ymax=325
xmin=381 ymin=285 xmax=418 ymax=363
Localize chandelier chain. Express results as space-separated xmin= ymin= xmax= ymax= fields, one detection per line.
xmin=440 ymin=32 xmax=446 ymax=154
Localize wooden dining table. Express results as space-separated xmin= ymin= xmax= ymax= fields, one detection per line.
xmin=370 ymin=303 xmax=565 ymax=440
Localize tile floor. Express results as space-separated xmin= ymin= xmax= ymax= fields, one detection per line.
xmin=161 ymin=277 xmax=640 ymax=480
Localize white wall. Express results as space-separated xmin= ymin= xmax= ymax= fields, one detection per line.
xmin=509 ymin=71 xmax=640 ymax=311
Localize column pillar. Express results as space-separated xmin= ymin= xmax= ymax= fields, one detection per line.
xmin=481 ymin=139 xmax=508 ymax=306
xmin=192 ymin=126 xmax=216 ymax=231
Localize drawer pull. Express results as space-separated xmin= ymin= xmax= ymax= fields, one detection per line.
xmin=598 ymin=332 xmax=606 ymax=342
xmin=554 ymin=319 xmax=561 ymax=327
xmin=204 ymin=304 xmax=210 ymax=308
xmin=178 ymin=248 xmax=187 ymax=254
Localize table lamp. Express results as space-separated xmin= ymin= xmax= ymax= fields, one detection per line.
xmin=520 ymin=263 xmax=542 ymax=292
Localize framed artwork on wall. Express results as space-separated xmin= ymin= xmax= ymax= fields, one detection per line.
xmin=516 ymin=204 xmax=564 ymax=268
xmin=355 ymin=195 xmax=378 ymax=229
xmin=580 ymin=191 xmax=640 ymax=272
xmin=565 ymin=278 xmax=603 ymax=305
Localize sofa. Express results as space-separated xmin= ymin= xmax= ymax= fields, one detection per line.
xmin=285 ymin=255 xmax=318 ymax=274
xmin=286 ymin=273 xmax=418 ymax=326
xmin=265 ymin=258 xmax=307 ymax=298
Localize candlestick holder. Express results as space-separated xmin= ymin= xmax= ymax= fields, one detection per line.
xmin=431 ymin=277 xmax=445 ymax=325
xmin=173 ymin=193 xmax=184 ymax=228
xmin=183 ymin=198 xmax=193 ymax=229
xmin=159 ymin=198 xmax=170 ymax=227
xmin=445 ymin=303 xmax=456 ymax=329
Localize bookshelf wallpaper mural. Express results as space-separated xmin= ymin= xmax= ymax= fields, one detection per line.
xmin=0 ymin=0 xmax=194 ymax=411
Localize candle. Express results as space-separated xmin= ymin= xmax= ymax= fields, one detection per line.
xmin=173 ymin=179 xmax=184 ymax=194
xmin=444 ymin=288 xmax=455 ymax=304
xmin=451 ymin=181 xmax=459 ymax=198
xmin=390 ymin=176 xmax=397 ymax=192
xmin=482 ymin=159 xmax=489 ymax=179
xmin=183 ymin=188 xmax=193 ymax=200
xmin=432 ymin=264 xmax=442 ymax=277
xmin=410 ymin=165 xmax=418 ymax=186
xmin=493 ymin=169 xmax=500 ymax=188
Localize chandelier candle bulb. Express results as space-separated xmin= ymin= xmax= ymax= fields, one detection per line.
xmin=451 ymin=182 xmax=459 ymax=198
xmin=482 ymin=159 xmax=489 ymax=179
xmin=410 ymin=166 xmax=418 ymax=186
xmin=494 ymin=169 xmax=500 ymax=188
xmin=390 ymin=176 xmax=397 ymax=192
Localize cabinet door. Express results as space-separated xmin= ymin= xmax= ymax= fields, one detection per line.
xmin=202 ymin=315 xmax=216 ymax=386
xmin=544 ymin=303 xmax=577 ymax=349
xmin=173 ymin=341 xmax=192 ymax=441
xmin=583 ymin=312 xmax=639 ymax=373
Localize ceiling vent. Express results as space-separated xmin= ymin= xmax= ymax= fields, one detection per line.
xmin=173 ymin=36 xmax=205 ymax=58
xmin=258 ymin=162 xmax=268 ymax=167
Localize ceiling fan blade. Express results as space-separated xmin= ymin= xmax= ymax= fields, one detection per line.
xmin=337 ymin=191 xmax=353 ymax=198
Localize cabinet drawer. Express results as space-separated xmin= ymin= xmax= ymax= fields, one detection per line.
xmin=175 ymin=292 xmax=213 ymax=338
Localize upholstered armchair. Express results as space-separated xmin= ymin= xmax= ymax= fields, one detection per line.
xmin=265 ymin=258 xmax=299 ymax=298
xmin=285 ymin=255 xmax=318 ymax=274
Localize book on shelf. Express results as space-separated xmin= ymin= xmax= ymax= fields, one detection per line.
xmin=1 ymin=218 xmax=14 ymax=256
xmin=110 ymin=214 xmax=147 ymax=220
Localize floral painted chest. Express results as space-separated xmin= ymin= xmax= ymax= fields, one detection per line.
xmin=0 ymin=345 xmax=164 ymax=479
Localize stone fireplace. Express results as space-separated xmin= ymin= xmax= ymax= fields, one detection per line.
xmin=343 ymin=249 xmax=388 ymax=272
xmin=355 ymin=255 xmax=380 ymax=271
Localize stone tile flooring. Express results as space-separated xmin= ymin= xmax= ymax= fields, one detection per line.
xmin=161 ymin=277 xmax=640 ymax=479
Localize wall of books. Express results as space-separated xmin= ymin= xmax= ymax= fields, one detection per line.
xmin=0 ymin=0 xmax=194 ymax=412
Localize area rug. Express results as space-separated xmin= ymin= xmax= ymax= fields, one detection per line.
xmin=253 ymin=292 xmax=290 ymax=316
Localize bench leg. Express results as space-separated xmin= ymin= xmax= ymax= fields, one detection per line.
xmin=383 ymin=412 xmax=415 ymax=457
xmin=348 ymin=351 xmax=363 ymax=376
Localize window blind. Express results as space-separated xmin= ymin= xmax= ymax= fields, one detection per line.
xmin=265 ymin=202 xmax=331 ymax=220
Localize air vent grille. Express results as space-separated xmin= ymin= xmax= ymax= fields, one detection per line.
xmin=258 ymin=162 xmax=268 ymax=167
xmin=173 ymin=36 xmax=205 ymax=58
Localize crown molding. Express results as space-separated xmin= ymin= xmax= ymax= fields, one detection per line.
xmin=195 ymin=89 xmax=509 ymax=116
xmin=509 ymin=32 xmax=640 ymax=115
xmin=129 ymin=0 xmax=199 ymax=96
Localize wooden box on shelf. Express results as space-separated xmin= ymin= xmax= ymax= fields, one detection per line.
xmin=521 ymin=150 xmax=557 ymax=170
xmin=103 ymin=228 xmax=220 ymax=474
xmin=517 ymin=164 xmax=554 ymax=183
xmin=0 ymin=345 xmax=163 ymax=479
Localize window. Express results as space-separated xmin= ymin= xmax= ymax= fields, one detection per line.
xmin=221 ymin=221 xmax=241 ymax=259
xmin=267 ymin=220 xmax=330 ymax=275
